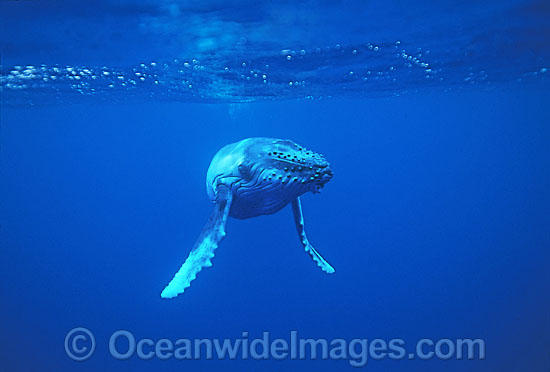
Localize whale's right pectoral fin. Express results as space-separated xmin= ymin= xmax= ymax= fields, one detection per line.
xmin=291 ymin=197 xmax=335 ymax=274
xmin=161 ymin=185 xmax=233 ymax=299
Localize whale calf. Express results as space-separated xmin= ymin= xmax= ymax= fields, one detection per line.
xmin=161 ymin=137 xmax=334 ymax=298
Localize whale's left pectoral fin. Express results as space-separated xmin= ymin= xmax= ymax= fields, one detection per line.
xmin=291 ymin=197 xmax=335 ymax=274
xmin=161 ymin=186 xmax=233 ymax=299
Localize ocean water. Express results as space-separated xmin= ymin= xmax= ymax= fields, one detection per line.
xmin=1 ymin=1 xmax=549 ymax=371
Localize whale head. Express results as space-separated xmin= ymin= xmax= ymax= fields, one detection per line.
xmin=206 ymin=137 xmax=332 ymax=219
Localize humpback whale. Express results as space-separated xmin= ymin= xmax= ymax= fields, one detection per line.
xmin=161 ymin=137 xmax=334 ymax=298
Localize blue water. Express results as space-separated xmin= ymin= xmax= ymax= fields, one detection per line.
xmin=1 ymin=1 xmax=549 ymax=371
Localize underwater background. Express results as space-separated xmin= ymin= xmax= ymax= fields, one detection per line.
xmin=1 ymin=0 xmax=549 ymax=371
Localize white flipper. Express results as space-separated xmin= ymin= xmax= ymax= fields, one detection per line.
xmin=291 ymin=197 xmax=335 ymax=274
xmin=161 ymin=186 xmax=233 ymax=298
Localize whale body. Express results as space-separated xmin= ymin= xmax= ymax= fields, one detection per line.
xmin=161 ymin=137 xmax=334 ymax=299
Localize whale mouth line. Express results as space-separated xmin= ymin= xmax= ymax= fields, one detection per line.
xmin=273 ymin=157 xmax=330 ymax=169
xmin=273 ymin=158 xmax=310 ymax=167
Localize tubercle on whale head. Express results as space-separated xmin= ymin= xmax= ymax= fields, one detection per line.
xmin=253 ymin=139 xmax=334 ymax=193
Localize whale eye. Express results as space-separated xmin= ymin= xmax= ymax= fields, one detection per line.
xmin=238 ymin=164 xmax=252 ymax=179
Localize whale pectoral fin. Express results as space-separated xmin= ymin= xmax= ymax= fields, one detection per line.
xmin=291 ymin=197 xmax=335 ymax=274
xmin=161 ymin=186 xmax=233 ymax=299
